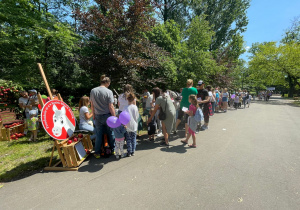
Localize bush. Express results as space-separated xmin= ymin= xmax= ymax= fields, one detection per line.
xmin=0 ymin=80 xmax=24 ymax=107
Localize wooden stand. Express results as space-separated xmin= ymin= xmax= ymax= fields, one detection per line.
xmin=0 ymin=120 xmax=3 ymax=141
xmin=37 ymin=63 xmax=92 ymax=171
xmin=44 ymin=134 xmax=93 ymax=171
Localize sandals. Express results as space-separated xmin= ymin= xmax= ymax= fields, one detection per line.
xmin=181 ymin=140 xmax=188 ymax=144
xmin=188 ymin=144 xmax=197 ymax=148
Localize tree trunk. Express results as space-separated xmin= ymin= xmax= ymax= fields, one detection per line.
xmin=288 ymin=75 xmax=295 ymax=97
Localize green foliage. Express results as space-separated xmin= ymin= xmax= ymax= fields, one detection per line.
xmin=0 ymin=0 xmax=87 ymax=96
xmin=77 ymin=0 xmax=175 ymax=92
xmin=282 ymin=16 xmax=300 ymax=44
xmin=0 ymin=0 xmax=251 ymax=96
xmin=248 ymin=41 xmax=300 ymax=97
xmin=153 ymin=0 xmax=190 ymax=28
xmin=192 ymin=0 xmax=250 ymax=51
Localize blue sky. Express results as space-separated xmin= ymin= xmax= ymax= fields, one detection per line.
xmin=240 ymin=0 xmax=300 ymax=61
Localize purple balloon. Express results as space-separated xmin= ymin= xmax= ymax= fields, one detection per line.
xmin=119 ymin=111 xmax=131 ymax=125
xmin=106 ymin=116 xmax=121 ymax=128
xmin=231 ymin=94 xmax=236 ymax=99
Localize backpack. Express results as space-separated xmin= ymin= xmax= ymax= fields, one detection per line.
xmin=194 ymin=108 xmax=204 ymax=122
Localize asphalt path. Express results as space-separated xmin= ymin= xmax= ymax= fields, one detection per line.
xmin=1 ymin=96 xmax=300 ymax=210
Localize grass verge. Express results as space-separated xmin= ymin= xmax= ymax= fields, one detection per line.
xmin=0 ymin=131 xmax=59 ymax=182
xmin=0 ymin=108 xmax=149 ymax=183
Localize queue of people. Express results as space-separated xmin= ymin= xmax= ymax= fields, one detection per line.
xmin=79 ymin=77 xmax=232 ymax=158
xmin=19 ymin=76 xmax=256 ymax=158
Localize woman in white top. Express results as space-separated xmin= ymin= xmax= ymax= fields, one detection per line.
xmin=78 ymin=96 xmax=96 ymax=139
xmin=118 ymin=84 xmax=136 ymax=114
xmin=207 ymin=86 xmax=215 ymax=115
xmin=221 ymin=88 xmax=229 ymax=112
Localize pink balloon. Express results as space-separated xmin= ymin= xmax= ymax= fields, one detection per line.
xmin=106 ymin=116 xmax=121 ymax=128
xmin=119 ymin=111 xmax=131 ymax=125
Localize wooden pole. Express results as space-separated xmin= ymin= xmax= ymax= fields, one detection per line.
xmin=57 ymin=93 xmax=63 ymax=101
xmin=37 ymin=93 xmax=44 ymax=108
xmin=37 ymin=63 xmax=53 ymax=99
xmin=49 ymin=141 xmax=56 ymax=167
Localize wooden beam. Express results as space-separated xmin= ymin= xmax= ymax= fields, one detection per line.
xmin=37 ymin=63 xmax=53 ymax=99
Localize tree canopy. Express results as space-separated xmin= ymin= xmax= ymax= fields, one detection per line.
xmin=0 ymin=0 xmax=252 ymax=98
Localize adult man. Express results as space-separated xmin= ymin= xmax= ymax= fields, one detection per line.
xmin=197 ymin=81 xmax=211 ymax=131
xmin=19 ymin=91 xmax=30 ymax=119
xmin=175 ymin=79 xmax=198 ymax=136
xmin=19 ymin=90 xmax=39 ymax=119
xmin=242 ymin=89 xmax=247 ymax=108
xmin=90 ymin=76 xmax=116 ymax=158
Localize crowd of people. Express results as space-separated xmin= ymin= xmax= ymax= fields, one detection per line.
xmin=18 ymin=76 xmax=260 ymax=158
xmin=77 ymin=76 xmax=257 ymax=159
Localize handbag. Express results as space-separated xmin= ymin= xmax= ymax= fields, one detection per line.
xmin=158 ymin=97 xmax=167 ymax=120
xmin=22 ymin=98 xmax=30 ymax=119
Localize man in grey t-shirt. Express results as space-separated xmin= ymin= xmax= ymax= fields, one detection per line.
xmin=90 ymin=86 xmax=114 ymax=115
xmin=90 ymin=76 xmax=116 ymax=158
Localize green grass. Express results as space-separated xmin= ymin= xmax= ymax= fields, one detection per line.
xmin=0 ymin=107 xmax=149 ymax=182
xmin=293 ymin=101 xmax=300 ymax=107
xmin=0 ymin=131 xmax=59 ymax=182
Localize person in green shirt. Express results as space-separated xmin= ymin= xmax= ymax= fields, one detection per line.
xmin=175 ymin=79 xmax=198 ymax=137
xmin=27 ymin=110 xmax=40 ymax=142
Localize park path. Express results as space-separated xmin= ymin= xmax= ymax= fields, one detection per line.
xmin=1 ymin=96 xmax=300 ymax=210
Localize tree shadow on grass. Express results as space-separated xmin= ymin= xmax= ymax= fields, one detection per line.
xmin=0 ymin=156 xmax=56 ymax=182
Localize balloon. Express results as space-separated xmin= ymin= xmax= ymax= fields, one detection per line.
xmin=231 ymin=94 xmax=236 ymax=99
xmin=106 ymin=116 xmax=121 ymax=128
xmin=119 ymin=111 xmax=131 ymax=125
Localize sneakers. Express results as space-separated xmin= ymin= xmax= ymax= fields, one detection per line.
xmin=157 ymin=133 xmax=164 ymax=137
xmin=94 ymin=154 xmax=101 ymax=159
xmin=131 ymin=152 xmax=135 ymax=156
xmin=159 ymin=141 xmax=166 ymax=146
xmin=195 ymin=129 xmax=199 ymax=134
xmin=121 ymin=154 xmax=126 ymax=158
xmin=127 ymin=153 xmax=132 ymax=157
xmin=173 ymin=130 xmax=177 ymax=135
xmin=115 ymin=155 xmax=120 ymax=159
xmin=200 ymin=125 xmax=209 ymax=131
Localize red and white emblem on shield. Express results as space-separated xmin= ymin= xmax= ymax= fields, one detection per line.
xmin=41 ymin=100 xmax=76 ymax=140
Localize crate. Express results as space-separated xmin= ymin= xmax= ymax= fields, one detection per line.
xmin=0 ymin=122 xmax=25 ymax=141
xmin=44 ymin=134 xmax=93 ymax=170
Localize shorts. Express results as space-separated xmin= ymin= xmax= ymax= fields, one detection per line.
xmin=177 ymin=109 xmax=189 ymax=123
xmin=148 ymin=124 xmax=156 ymax=135
xmin=222 ymin=97 xmax=228 ymax=102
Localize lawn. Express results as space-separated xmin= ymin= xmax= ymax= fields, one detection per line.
xmin=0 ymin=131 xmax=59 ymax=182
xmin=0 ymin=107 xmax=148 ymax=183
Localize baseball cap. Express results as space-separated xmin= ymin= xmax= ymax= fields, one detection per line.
xmin=197 ymin=80 xmax=204 ymax=86
xmin=29 ymin=89 xmax=37 ymax=93
xmin=29 ymin=110 xmax=37 ymax=115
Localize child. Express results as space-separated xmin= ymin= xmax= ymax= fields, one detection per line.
xmin=111 ymin=125 xmax=127 ymax=159
xmin=78 ymin=96 xmax=96 ymax=140
xmin=124 ymin=93 xmax=139 ymax=157
xmin=27 ymin=110 xmax=39 ymax=142
xmin=181 ymin=95 xmax=198 ymax=148
xmin=234 ymin=94 xmax=239 ymax=109
xmin=239 ymin=95 xmax=242 ymax=108
xmin=148 ymin=108 xmax=156 ymax=141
